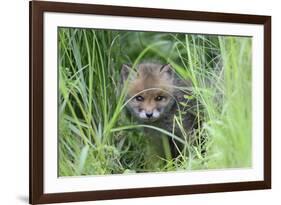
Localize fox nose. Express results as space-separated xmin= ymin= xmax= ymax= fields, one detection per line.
xmin=146 ymin=112 xmax=153 ymax=118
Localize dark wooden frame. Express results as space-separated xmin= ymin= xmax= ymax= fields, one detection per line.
xmin=29 ymin=0 xmax=271 ymax=204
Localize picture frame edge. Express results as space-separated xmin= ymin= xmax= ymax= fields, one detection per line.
xmin=263 ymin=15 xmax=272 ymax=190
xmin=30 ymin=1 xmax=44 ymax=204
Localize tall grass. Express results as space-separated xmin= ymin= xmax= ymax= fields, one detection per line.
xmin=58 ymin=28 xmax=252 ymax=176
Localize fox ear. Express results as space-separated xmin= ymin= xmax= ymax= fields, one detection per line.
xmin=160 ymin=64 xmax=174 ymax=80
xmin=121 ymin=64 xmax=132 ymax=82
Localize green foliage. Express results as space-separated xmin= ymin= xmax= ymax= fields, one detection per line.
xmin=58 ymin=28 xmax=252 ymax=176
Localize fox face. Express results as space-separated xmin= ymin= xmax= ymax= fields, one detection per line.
xmin=121 ymin=63 xmax=175 ymax=122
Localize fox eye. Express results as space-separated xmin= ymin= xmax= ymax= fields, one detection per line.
xmin=135 ymin=95 xmax=144 ymax=101
xmin=155 ymin=96 xmax=165 ymax=101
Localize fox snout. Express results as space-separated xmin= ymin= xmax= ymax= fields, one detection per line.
xmin=138 ymin=108 xmax=160 ymax=121
xmin=145 ymin=112 xmax=153 ymax=118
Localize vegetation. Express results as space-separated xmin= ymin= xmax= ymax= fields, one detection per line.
xmin=58 ymin=28 xmax=252 ymax=176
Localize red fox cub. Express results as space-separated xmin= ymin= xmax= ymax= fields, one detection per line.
xmin=121 ymin=63 xmax=197 ymax=159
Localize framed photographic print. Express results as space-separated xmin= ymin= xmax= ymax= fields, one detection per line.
xmin=29 ymin=0 xmax=271 ymax=204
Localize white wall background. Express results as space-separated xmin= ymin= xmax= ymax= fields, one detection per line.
xmin=0 ymin=0 xmax=279 ymax=204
